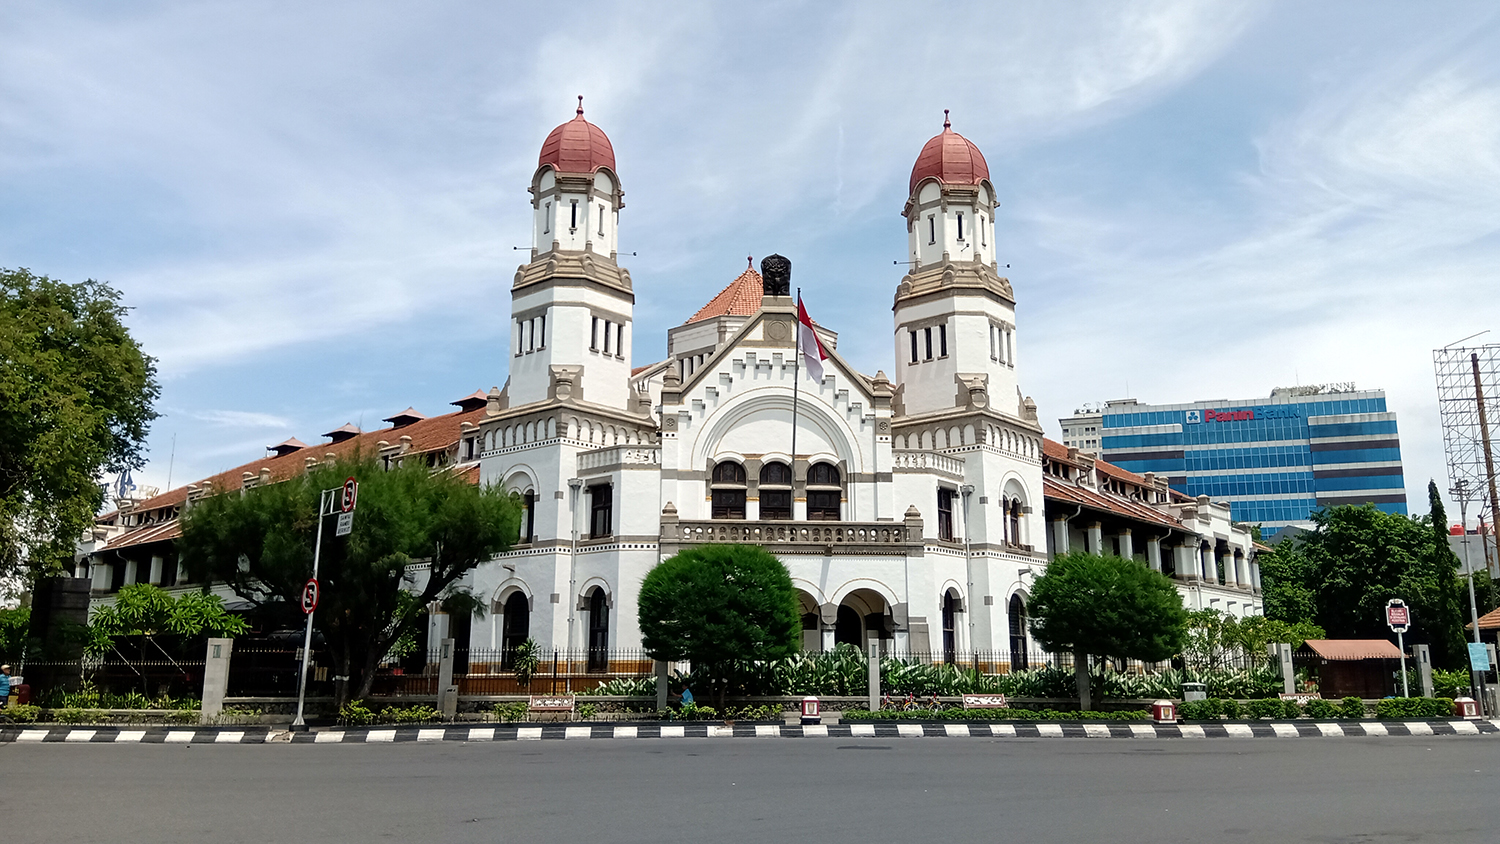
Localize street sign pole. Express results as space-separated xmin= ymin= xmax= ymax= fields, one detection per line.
xmin=1398 ymin=629 xmax=1408 ymax=699
xmin=1386 ymin=598 xmax=1411 ymax=699
xmin=291 ymin=488 xmax=334 ymax=730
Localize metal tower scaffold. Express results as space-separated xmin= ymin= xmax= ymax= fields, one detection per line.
xmin=1435 ymin=343 xmax=1500 ymax=571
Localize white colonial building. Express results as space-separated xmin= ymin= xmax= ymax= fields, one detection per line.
xmin=78 ymin=103 xmax=1261 ymax=669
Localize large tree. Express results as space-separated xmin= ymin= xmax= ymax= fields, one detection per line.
xmin=638 ymin=544 xmax=800 ymax=709
xmin=1027 ymin=552 xmax=1188 ymax=710
xmin=0 ymin=269 xmax=159 ymax=580
xmin=179 ymin=457 xmax=520 ymax=706
xmin=1260 ymin=502 xmax=1468 ymax=668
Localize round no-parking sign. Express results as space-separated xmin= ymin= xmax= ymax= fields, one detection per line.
xmin=301 ymin=578 xmax=320 ymax=614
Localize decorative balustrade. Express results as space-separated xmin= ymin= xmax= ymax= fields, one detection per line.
xmin=891 ymin=449 xmax=966 ymax=478
xmin=662 ymin=519 xmax=919 ymax=555
xmin=577 ymin=446 xmax=661 ymax=472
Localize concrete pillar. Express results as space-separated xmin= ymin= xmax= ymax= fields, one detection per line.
xmin=1146 ymin=537 xmax=1162 ymax=572
xmin=1250 ymin=561 xmax=1262 ymax=591
xmin=1414 ymin=645 xmax=1434 ymax=699
xmin=437 ymin=637 xmax=458 ymax=720
xmin=1200 ymin=546 xmax=1215 ymax=583
xmin=1275 ymin=643 xmax=1295 ymax=695
xmin=174 ymin=561 xmax=187 ymax=585
xmin=1086 ymin=522 xmax=1103 ymax=555
xmin=1051 ymin=518 xmax=1070 ymax=554
xmin=655 ymin=660 xmax=669 ymax=711
xmin=199 ymin=638 xmax=234 ymax=724
xmin=123 ymin=558 xmax=138 ymax=586
xmin=1223 ymin=549 xmax=1238 ymax=588
xmin=1175 ymin=545 xmax=1197 ymax=581
xmin=1119 ymin=529 xmax=1133 ymax=561
xmin=868 ymin=641 xmax=881 ymax=712
xmin=148 ymin=555 xmax=164 ymax=586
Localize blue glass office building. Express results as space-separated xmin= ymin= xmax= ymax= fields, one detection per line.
xmin=1098 ymin=389 xmax=1406 ymax=531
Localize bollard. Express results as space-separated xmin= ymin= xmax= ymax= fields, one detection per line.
xmin=801 ymin=696 xmax=821 ymax=726
xmin=1151 ymin=699 xmax=1176 ymax=724
xmin=1455 ymin=696 xmax=1481 ymax=720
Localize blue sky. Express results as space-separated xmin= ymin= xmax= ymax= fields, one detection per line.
xmin=4 ymin=1 xmax=1499 ymax=523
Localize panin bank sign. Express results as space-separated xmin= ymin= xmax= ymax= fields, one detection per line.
xmin=1186 ymin=406 xmax=1302 ymax=424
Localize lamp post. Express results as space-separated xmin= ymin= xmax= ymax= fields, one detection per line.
xmin=1452 ymin=479 xmax=1486 ymax=715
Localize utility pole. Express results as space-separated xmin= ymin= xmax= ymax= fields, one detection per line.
xmin=1454 ymin=480 xmax=1486 ymax=716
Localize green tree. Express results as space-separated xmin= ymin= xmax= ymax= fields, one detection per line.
xmin=0 ymin=269 xmax=159 ymax=580
xmin=179 ymin=457 xmax=520 ymax=706
xmin=86 ymin=583 xmax=247 ymax=657
xmin=1260 ymin=502 xmax=1468 ymax=668
xmin=1426 ymin=480 xmax=1469 ymax=668
xmin=0 ymin=605 xmax=30 ymax=663
xmin=1027 ymin=552 xmax=1188 ymax=710
xmin=638 ymin=544 xmax=800 ymax=710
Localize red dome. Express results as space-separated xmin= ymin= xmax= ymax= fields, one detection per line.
xmin=538 ymin=97 xmax=616 ymax=175
xmin=908 ymin=111 xmax=989 ymax=195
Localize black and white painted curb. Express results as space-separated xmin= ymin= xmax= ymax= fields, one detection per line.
xmin=5 ymin=719 xmax=1500 ymax=744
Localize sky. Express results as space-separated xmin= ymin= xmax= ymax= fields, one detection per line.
xmin=4 ymin=1 xmax=1500 ymax=524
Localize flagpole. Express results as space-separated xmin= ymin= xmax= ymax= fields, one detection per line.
xmin=791 ymin=288 xmax=801 ymax=473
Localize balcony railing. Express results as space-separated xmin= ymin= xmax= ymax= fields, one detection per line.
xmin=662 ymin=519 xmax=921 ymax=555
xmin=577 ymin=446 xmax=661 ymax=473
xmin=891 ymin=449 xmax=966 ymax=478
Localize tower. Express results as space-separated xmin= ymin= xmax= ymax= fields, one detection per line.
xmin=892 ymin=111 xmax=1020 ymax=418
xmin=509 ymin=97 xmax=635 ymax=410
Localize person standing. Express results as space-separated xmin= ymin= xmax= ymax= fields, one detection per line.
xmin=0 ymin=664 xmax=11 ymax=709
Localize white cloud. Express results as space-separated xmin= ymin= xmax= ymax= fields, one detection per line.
xmin=188 ymin=409 xmax=294 ymax=429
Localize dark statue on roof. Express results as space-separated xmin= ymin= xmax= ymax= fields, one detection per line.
xmin=760 ymin=253 xmax=791 ymax=296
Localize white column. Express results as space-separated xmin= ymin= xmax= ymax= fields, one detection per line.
xmin=1223 ymin=549 xmax=1238 ymax=588
xmin=1086 ymin=522 xmax=1103 ymax=555
xmin=1146 ymin=537 xmax=1162 ymax=572
xmin=1119 ymin=529 xmax=1134 ymax=561
xmin=1052 ymin=518 xmax=1070 ymax=554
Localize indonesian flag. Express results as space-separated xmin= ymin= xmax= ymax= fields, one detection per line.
xmin=797 ymin=296 xmax=828 ymax=384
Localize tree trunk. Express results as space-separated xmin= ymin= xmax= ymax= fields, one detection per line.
xmin=354 ymin=647 xmax=382 ymax=702
xmin=1075 ymin=649 xmax=1091 ymax=712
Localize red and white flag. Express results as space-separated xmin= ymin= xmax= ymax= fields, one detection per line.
xmin=797 ymin=296 xmax=828 ymax=384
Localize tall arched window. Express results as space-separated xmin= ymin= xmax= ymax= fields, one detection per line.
xmin=586 ymin=588 xmax=609 ymax=672
xmin=807 ymin=463 xmax=841 ymax=521
xmin=522 ymin=490 xmax=536 ymax=544
xmin=500 ymin=592 xmax=530 ymax=669
xmin=941 ymin=591 xmax=960 ymax=665
xmin=1008 ymin=499 xmax=1022 ymax=547
xmin=711 ymin=461 xmax=746 ymax=519
xmin=759 ymin=461 xmax=792 ymax=520
xmin=1009 ymin=595 xmax=1029 ymax=670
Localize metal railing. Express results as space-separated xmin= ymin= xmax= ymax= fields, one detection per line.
xmin=664 ymin=520 xmax=915 ymax=548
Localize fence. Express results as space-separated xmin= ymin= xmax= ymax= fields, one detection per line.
xmin=17 ymin=655 xmax=207 ymax=705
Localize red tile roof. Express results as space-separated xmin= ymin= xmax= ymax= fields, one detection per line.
xmin=109 ymin=406 xmax=486 ymax=530
xmin=1471 ymin=607 xmax=1500 ymax=631
xmin=687 ymin=265 xmax=763 ymax=324
xmin=909 ymin=112 xmax=990 ymax=195
xmin=1042 ymin=475 xmax=1180 ymax=529
xmin=1304 ymin=639 xmax=1404 ymax=661
xmin=538 ymin=98 xmax=615 ymax=174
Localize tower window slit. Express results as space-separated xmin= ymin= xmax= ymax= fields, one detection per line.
xmin=910 ymin=330 xmax=919 ymax=363
xmin=570 ymin=200 xmax=578 ymax=230
xmin=591 ymin=317 xmax=599 ymax=351
xmin=603 ymin=321 xmax=613 ymax=355
xmin=599 ymin=205 xmax=606 ymax=236
xmin=927 ymin=215 xmax=935 ymax=245
xmin=543 ymin=202 xmax=550 ymax=235
xmin=957 ymin=212 xmax=964 ymax=240
xmin=538 ymin=314 xmax=546 ymax=349
xmin=924 ymin=327 xmax=933 ymax=361
xmin=939 ymin=324 xmax=947 ymax=357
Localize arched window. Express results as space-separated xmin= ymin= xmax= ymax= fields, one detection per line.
xmin=759 ymin=461 xmax=792 ymax=520
xmin=1008 ymin=498 xmax=1022 ymax=547
xmin=586 ymin=588 xmax=609 ymax=672
xmin=942 ymin=591 xmax=960 ymax=665
xmin=1009 ymin=595 xmax=1029 ymax=670
xmin=500 ymin=592 xmax=530 ymax=669
xmin=711 ymin=460 xmax=746 ymax=519
xmin=807 ymin=463 xmax=841 ymax=521
xmin=522 ymin=490 xmax=536 ymax=544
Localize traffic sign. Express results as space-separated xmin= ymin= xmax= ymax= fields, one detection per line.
xmin=335 ymin=511 xmax=354 ymax=537
xmin=301 ymin=578 xmax=320 ymax=614
xmin=1470 ymin=642 xmax=1491 ymax=672
xmin=341 ymin=477 xmax=358 ymax=513
xmin=1385 ymin=599 xmax=1410 ymax=633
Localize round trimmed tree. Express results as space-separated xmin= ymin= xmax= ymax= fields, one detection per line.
xmin=1028 ymin=551 xmax=1189 ymax=710
xmin=638 ymin=544 xmax=800 ymax=709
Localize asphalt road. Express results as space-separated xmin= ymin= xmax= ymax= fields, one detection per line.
xmin=4 ymin=735 xmax=1500 ymax=844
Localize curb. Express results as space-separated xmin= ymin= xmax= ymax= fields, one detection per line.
xmin=4 ymin=719 xmax=1499 ymax=744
